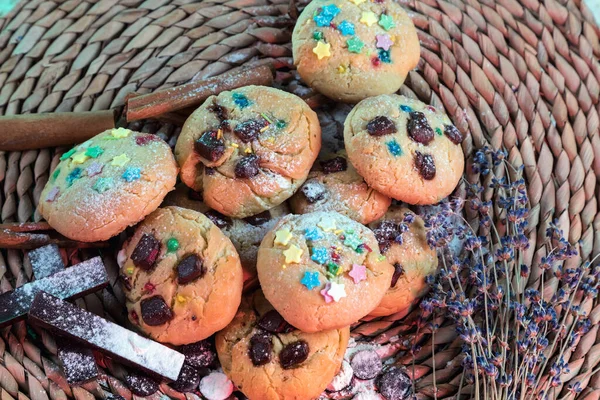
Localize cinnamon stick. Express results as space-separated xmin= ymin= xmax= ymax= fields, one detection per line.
xmin=0 ymin=110 xmax=116 ymax=152
xmin=126 ymin=64 xmax=275 ymax=122
xmin=0 ymin=223 xmax=108 ymax=249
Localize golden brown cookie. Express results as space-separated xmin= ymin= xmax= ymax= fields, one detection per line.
xmin=257 ymin=211 xmax=393 ymax=332
xmin=368 ymin=206 xmax=438 ymax=317
xmin=39 ymin=128 xmax=177 ymax=242
xmin=344 ymin=94 xmax=465 ymax=204
xmin=216 ymin=291 xmax=349 ymax=400
xmin=175 ymin=86 xmax=321 ymax=218
xmin=119 ymin=206 xmax=243 ymax=345
xmin=292 ymin=0 xmax=419 ymax=102
xmin=289 ymin=151 xmax=391 ymax=224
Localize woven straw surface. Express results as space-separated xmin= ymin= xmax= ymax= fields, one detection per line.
xmin=1 ymin=0 xmax=600 ymax=399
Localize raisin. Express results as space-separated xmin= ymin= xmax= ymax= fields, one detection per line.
xmin=234 ymin=119 xmax=268 ymax=142
xmin=279 ymin=340 xmax=309 ymax=369
xmin=249 ymin=332 xmax=272 ymax=366
xmin=414 ymin=152 xmax=436 ymax=180
xmin=235 ymin=154 xmax=260 ymax=178
xmin=130 ymin=233 xmax=161 ymax=270
xmin=321 ymin=157 xmax=347 ymax=174
xmin=257 ymin=310 xmax=294 ymax=333
xmin=366 ymin=116 xmax=397 ymax=136
xmin=177 ymin=254 xmax=206 ymax=284
xmin=407 ymin=112 xmax=434 ymax=145
xmin=195 ymin=131 xmax=226 ymax=162
xmin=140 ymin=295 xmax=173 ymax=326
xmin=391 ymin=263 xmax=404 ymax=288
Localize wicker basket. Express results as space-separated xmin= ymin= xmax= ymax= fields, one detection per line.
xmin=1 ymin=0 xmax=599 ymax=399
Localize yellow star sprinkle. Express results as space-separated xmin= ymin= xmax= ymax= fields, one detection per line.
xmin=274 ymin=229 xmax=293 ymax=246
xmin=111 ymin=154 xmax=130 ymax=167
xmin=312 ymin=41 xmax=331 ymax=60
xmin=360 ymin=11 xmax=378 ymax=26
xmin=111 ymin=127 xmax=130 ymax=138
xmin=71 ymin=152 xmax=90 ymax=164
xmin=334 ymin=229 xmax=343 ymax=235
xmin=245 ymin=148 xmax=252 ymax=154
xmin=283 ymin=244 xmax=303 ymax=264
xmin=318 ymin=217 xmax=336 ymax=232
xmin=176 ymin=294 xmax=187 ymax=303
xmin=349 ymin=0 xmax=366 ymax=4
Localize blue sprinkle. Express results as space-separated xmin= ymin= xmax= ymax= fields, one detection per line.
xmin=387 ymin=140 xmax=403 ymax=156
xmin=400 ymin=105 xmax=413 ymax=113
xmin=311 ymin=247 xmax=329 ymax=264
xmin=378 ymin=49 xmax=391 ymax=63
xmin=301 ymin=271 xmax=321 ymax=290
xmin=66 ymin=168 xmax=82 ymax=187
xmin=305 ymin=227 xmax=324 ymax=241
xmin=122 ymin=167 xmax=141 ymax=182
xmin=337 ymin=20 xmax=355 ymax=36
xmin=232 ymin=92 xmax=251 ymax=109
xmin=314 ymin=14 xmax=333 ymax=27
xmin=321 ymin=4 xmax=340 ymax=17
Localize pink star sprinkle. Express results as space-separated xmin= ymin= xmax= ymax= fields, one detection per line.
xmin=349 ymin=264 xmax=367 ymax=284
xmin=86 ymin=162 xmax=103 ymax=177
xmin=376 ymin=34 xmax=393 ymax=51
xmin=45 ymin=186 xmax=60 ymax=202
xmin=321 ymin=282 xmax=334 ymax=303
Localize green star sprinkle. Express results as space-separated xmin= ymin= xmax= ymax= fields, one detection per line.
xmin=85 ymin=146 xmax=104 ymax=158
xmin=378 ymin=14 xmax=395 ymax=31
xmin=167 ymin=238 xmax=179 ymax=252
xmin=435 ymin=127 xmax=443 ymax=136
xmin=343 ymin=232 xmax=363 ymax=251
xmin=346 ymin=37 xmax=364 ymax=53
xmin=51 ymin=168 xmax=60 ymax=182
xmin=276 ymin=120 xmax=287 ymax=130
xmin=313 ymin=31 xmax=324 ymax=41
xmin=327 ymin=262 xmax=340 ymax=276
xmin=60 ymin=148 xmax=76 ymax=161
xmin=93 ymin=177 xmax=113 ymax=193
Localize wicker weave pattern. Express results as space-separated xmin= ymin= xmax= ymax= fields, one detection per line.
xmin=0 ymin=0 xmax=600 ymax=398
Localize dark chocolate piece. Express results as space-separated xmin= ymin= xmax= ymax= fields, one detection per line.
xmin=177 ymin=254 xmax=206 ymax=284
xmin=377 ymin=367 xmax=412 ymax=400
xmin=301 ymin=181 xmax=326 ymax=203
xmin=234 ymin=119 xmax=268 ymax=142
xmin=204 ymin=210 xmax=232 ymax=229
xmin=407 ymin=112 xmax=434 ymax=145
xmin=125 ymin=373 xmax=159 ymax=396
xmin=244 ymin=211 xmax=271 ymax=226
xmin=391 ymin=263 xmax=404 ymax=288
xmin=235 ymin=154 xmax=260 ymax=178
xmin=28 ymin=244 xmax=64 ymax=279
xmin=414 ymin=152 xmax=436 ymax=180
xmin=321 ymin=157 xmax=347 ymax=174
xmin=130 ymin=234 xmax=161 ymax=270
xmin=0 ymin=257 xmax=107 ymax=328
xmin=366 ymin=116 xmax=397 ymax=136
xmin=249 ymin=332 xmax=272 ymax=366
xmin=207 ymin=102 xmax=228 ymax=123
xmin=444 ymin=124 xmax=464 ymax=144
xmin=257 ymin=310 xmax=294 ymax=333
xmin=279 ymin=340 xmax=309 ymax=369
xmin=56 ymin=338 xmax=99 ymax=385
xmin=195 ymin=131 xmax=226 ymax=162
xmin=28 ymin=292 xmax=185 ymax=381
xmin=169 ymin=364 xmax=201 ymax=392
xmin=180 ymin=340 xmax=216 ymax=368
xmin=351 ymin=350 xmax=382 ymax=379
xmin=140 ymin=295 xmax=174 ymax=326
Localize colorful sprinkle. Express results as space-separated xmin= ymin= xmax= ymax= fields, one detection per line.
xmin=111 ymin=128 xmax=130 ymax=138
xmin=327 ymin=262 xmax=340 ymax=276
xmin=327 ymin=282 xmax=347 ymax=302
xmin=233 ymin=92 xmax=251 ymax=109
xmin=301 ymin=271 xmax=320 ymax=290
xmin=378 ymin=49 xmax=391 ymax=63
xmin=311 ymin=247 xmax=330 ymax=264
xmin=321 ymin=283 xmax=334 ymax=303
xmin=378 ymin=14 xmax=395 ymax=31
xmin=86 ymin=162 xmax=103 ymax=177
xmin=122 ymin=167 xmax=141 ymax=182
xmin=93 ymin=177 xmax=113 ymax=193
xmin=349 ymin=0 xmax=365 ymax=4
xmin=274 ymin=229 xmax=293 ymax=246
xmin=85 ymin=146 xmax=104 ymax=158
xmin=176 ymin=294 xmax=187 ymax=304
xmin=321 ymin=4 xmax=341 ymax=18
xmin=135 ymin=135 xmax=160 ymax=146
xmin=347 ymin=37 xmax=364 ymax=53
xmin=386 ymin=140 xmax=403 ymax=156
xmin=317 ymin=217 xmax=336 ymax=232
xmin=313 ymin=41 xmax=331 ymax=59
xmin=71 ymin=152 xmax=89 ymax=165
xmin=60 ymin=148 xmax=76 ymax=161
xmin=349 ymin=264 xmax=367 ymax=284
xmin=377 ymin=255 xmax=387 ymax=262
xmin=66 ymin=168 xmax=82 ymax=187
xmin=276 ymin=120 xmax=287 ymax=130
xmin=111 ymin=154 xmax=130 ymax=167
xmin=371 ymin=56 xmax=381 ymax=67
xmin=305 ymin=227 xmax=324 ymax=241
xmin=313 ymin=30 xmax=324 ymax=41
xmin=360 ymin=11 xmax=378 ymax=26
xmin=314 ymin=13 xmax=333 ymax=27
xmin=126 ymin=266 xmax=134 ymax=275
xmin=376 ymin=34 xmax=393 ymax=51
xmin=435 ymin=127 xmax=443 ymax=136
xmin=283 ymin=244 xmax=303 ymax=264
xmin=343 ymin=232 xmax=363 ymax=250
xmin=51 ymin=168 xmax=60 ymax=182
xmin=400 ymin=105 xmax=413 ymax=113
xmin=337 ymin=65 xmax=347 ymax=73
xmin=45 ymin=186 xmax=60 ymax=202
xmin=337 ymin=20 xmax=355 ymax=36
xmin=167 ymin=238 xmax=179 ymax=253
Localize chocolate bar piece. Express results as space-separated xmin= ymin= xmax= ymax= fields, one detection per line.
xmin=29 ymin=292 xmax=185 ymax=381
xmin=28 ymin=244 xmax=64 ymax=279
xmin=56 ymin=338 xmax=99 ymax=385
xmin=0 ymin=256 xmax=107 ymax=328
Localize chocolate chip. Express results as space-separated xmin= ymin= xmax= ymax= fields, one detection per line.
xmin=391 ymin=263 xmax=404 ymax=288
xmin=249 ymin=332 xmax=272 ymax=366
xmin=257 ymin=310 xmax=295 ymax=333
xmin=407 ymin=112 xmax=434 ymax=145
xmin=120 ymin=273 xmax=132 ymax=291
xmin=125 ymin=373 xmax=159 ymax=396
xmin=321 ymin=157 xmax=347 ymax=174
xmin=234 ymin=119 xmax=268 ymax=142
xmin=366 ymin=116 xmax=397 ymax=136
xmin=444 ymin=124 xmax=464 ymax=144
xmin=181 ymin=340 xmax=216 ymax=368
xmin=301 ymin=181 xmax=326 ymax=203
xmin=169 ymin=364 xmax=201 ymax=392
xmin=279 ymin=340 xmax=309 ymax=369
xmin=204 ymin=210 xmax=232 ymax=229
xmin=351 ymin=350 xmax=382 ymax=379
xmin=244 ymin=210 xmax=271 ymax=226
xmin=130 ymin=233 xmax=161 ymax=270
xmin=414 ymin=152 xmax=436 ymax=180
xmin=377 ymin=367 xmax=412 ymax=400
xmin=235 ymin=154 xmax=260 ymax=178
xmin=195 ymin=131 xmax=226 ymax=162
xmin=140 ymin=295 xmax=173 ymax=326
xmin=177 ymin=254 xmax=206 ymax=284
xmin=207 ymin=102 xmax=228 ymax=122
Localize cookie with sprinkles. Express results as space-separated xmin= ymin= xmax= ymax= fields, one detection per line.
xmin=289 ymin=151 xmax=391 ymax=224
xmin=216 ymin=290 xmax=349 ymax=400
xmin=344 ymin=94 xmax=466 ymax=204
xmin=174 ymin=85 xmax=321 ymax=219
xmin=38 ymin=128 xmax=177 ymax=242
xmin=292 ymin=0 xmax=419 ymax=102
xmin=119 ymin=206 xmax=243 ymax=345
xmin=256 ymin=211 xmax=393 ymax=332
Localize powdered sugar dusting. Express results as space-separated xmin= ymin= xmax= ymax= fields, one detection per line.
xmin=28 ymin=244 xmax=64 ymax=279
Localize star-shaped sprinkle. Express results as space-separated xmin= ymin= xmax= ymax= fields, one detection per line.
xmin=232 ymin=92 xmax=251 ymax=109
xmin=51 ymin=168 xmax=61 ymax=182
xmin=376 ymin=34 xmax=393 ymax=50
xmin=122 ymin=167 xmax=141 ymax=182
xmin=111 ymin=154 xmax=130 ymax=167
xmin=46 ymin=187 xmax=60 ymax=202
xmin=378 ymin=48 xmax=391 ymax=63
xmin=314 ymin=13 xmax=334 ymax=27
xmin=327 ymin=262 xmax=340 ymax=276
xmin=313 ymin=41 xmax=331 ymax=59
xmin=311 ymin=247 xmax=329 ymax=264
xmin=86 ymin=162 xmax=103 ymax=177
xmin=321 ymin=4 xmax=341 ymax=17
xmin=93 ymin=177 xmax=113 ymax=193
xmin=301 ymin=271 xmax=320 ymax=290
xmin=313 ymin=30 xmax=324 ymax=41
xmin=349 ymin=264 xmax=367 ymax=284
xmin=305 ymin=227 xmax=323 ymax=241
xmin=387 ymin=140 xmax=403 ymax=156
xmin=274 ymin=229 xmax=293 ymax=246
xmin=343 ymin=232 xmax=363 ymax=250
xmin=435 ymin=127 xmax=443 ymax=136
xmin=360 ymin=11 xmax=378 ymax=26
xmin=327 ymin=282 xmax=347 ymax=302
xmin=400 ymin=104 xmax=413 ymax=113
xmin=321 ymin=282 xmax=334 ymax=303
xmin=71 ymin=152 xmax=89 ymax=165
xmin=377 ymin=254 xmax=387 ymax=261
xmin=318 ymin=217 xmax=336 ymax=232
xmin=85 ymin=146 xmax=104 ymax=158
xmin=347 ymin=37 xmax=364 ymax=53
xmin=337 ymin=20 xmax=355 ymax=36
xmin=111 ymin=127 xmax=130 ymax=138
xmin=283 ymin=244 xmax=303 ymax=264
xmin=349 ymin=0 xmax=365 ymax=4
xmin=60 ymin=148 xmax=76 ymax=161
xmin=66 ymin=168 xmax=82 ymax=187
xmin=378 ymin=14 xmax=395 ymax=31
